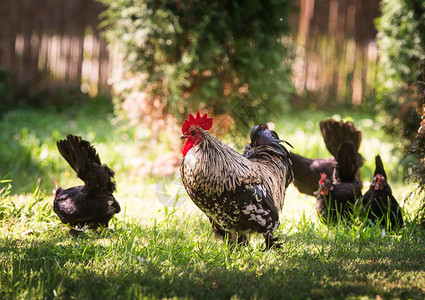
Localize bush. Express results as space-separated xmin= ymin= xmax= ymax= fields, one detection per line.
xmin=99 ymin=0 xmax=295 ymax=137
xmin=377 ymin=1 xmax=425 ymax=224
xmin=408 ymin=60 xmax=425 ymax=225
xmin=375 ymin=0 xmax=425 ymax=144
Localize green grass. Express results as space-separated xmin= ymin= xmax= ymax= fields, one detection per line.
xmin=1 ymin=102 xmax=425 ymax=299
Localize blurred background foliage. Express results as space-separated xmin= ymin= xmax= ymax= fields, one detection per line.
xmin=374 ymin=0 xmax=425 ymax=146
xmin=1 ymin=0 xmax=423 ymax=144
xmin=373 ymin=0 xmax=425 ymax=223
xmin=408 ymin=59 xmax=425 ymax=224
xmin=98 ymin=0 xmax=295 ymax=137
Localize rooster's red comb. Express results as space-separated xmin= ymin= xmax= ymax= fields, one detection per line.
xmin=182 ymin=110 xmax=213 ymax=133
xmin=319 ymin=173 xmax=327 ymax=185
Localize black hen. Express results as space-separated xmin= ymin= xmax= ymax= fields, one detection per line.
xmin=53 ymin=134 xmax=120 ymax=229
xmin=315 ymin=141 xmax=362 ymax=224
xmin=360 ymin=155 xmax=403 ymax=229
xmin=290 ymin=118 xmax=364 ymax=196
xmin=180 ymin=111 xmax=292 ymax=250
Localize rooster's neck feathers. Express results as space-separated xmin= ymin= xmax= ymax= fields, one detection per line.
xmin=182 ymin=129 xmax=253 ymax=197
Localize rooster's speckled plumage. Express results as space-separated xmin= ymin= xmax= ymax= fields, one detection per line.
xmin=180 ymin=112 xmax=293 ymax=249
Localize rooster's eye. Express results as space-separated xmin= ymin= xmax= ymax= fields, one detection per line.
xmin=190 ymin=131 xmax=196 ymax=136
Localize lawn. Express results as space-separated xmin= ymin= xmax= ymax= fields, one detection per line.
xmin=1 ymin=101 xmax=424 ymax=299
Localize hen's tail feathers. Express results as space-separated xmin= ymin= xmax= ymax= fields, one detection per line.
xmin=320 ymin=118 xmax=362 ymax=157
xmin=57 ymin=135 xmax=101 ymax=172
xmin=374 ymin=155 xmax=387 ymax=178
xmin=335 ymin=141 xmax=358 ymax=183
xmin=244 ymin=124 xmax=294 ymax=185
xmin=57 ymin=134 xmax=116 ymax=193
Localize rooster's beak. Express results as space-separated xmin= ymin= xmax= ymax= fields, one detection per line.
xmin=180 ymin=134 xmax=187 ymax=139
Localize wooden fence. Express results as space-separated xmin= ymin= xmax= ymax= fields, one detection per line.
xmin=291 ymin=0 xmax=381 ymax=104
xmin=0 ymin=0 xmax=109 ymax=97
xmin=0 ymin=0 xmax=381 ymax=104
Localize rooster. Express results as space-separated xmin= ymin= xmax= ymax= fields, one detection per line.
xmin=180 ymin=111 xmax=293 ymax=250
xmin=359 ymin=155 xmax=403 ymax=229
xmin=290 ymin=118 xmax=364 ymax=196
xmin=315 ymin=141 xmax=362 ymax=224
xmin=53 ymin=134 xmax=120 ymax=229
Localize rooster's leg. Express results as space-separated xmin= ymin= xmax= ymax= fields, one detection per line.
xmin=211 ymin=222 xmax=227 ymax=240
xmin=263 ymin=233 xmax=282 ymax=251
xmin=210 ymin=221 xmax=248 ymax=247
xmin=228 ymin=232 xmax=248 ymax=250
xmin=235 ymin=234 xmax=248 ymax=246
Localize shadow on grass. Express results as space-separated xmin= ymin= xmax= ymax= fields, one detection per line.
xmin=1 ymin=222 xmax=425 ymax=299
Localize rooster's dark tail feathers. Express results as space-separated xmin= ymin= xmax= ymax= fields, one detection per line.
xmin=244 ymin=124 xmax=293 ymax=185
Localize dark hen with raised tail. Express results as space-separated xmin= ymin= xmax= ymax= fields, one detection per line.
xmin=53 ymin=134 xmax=120 ymax=229
xmin=320 ymin=118 xmax=362 ymax=158
xmin=360 ymin=155 xmax=403 ymax=229
xmin=315 ymin=141 xmax=362 ymax=224
xmin=290 ymin=118 xmax=364 ymax=196
xmin=180 ymin=112 xmax=292 ymax=250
